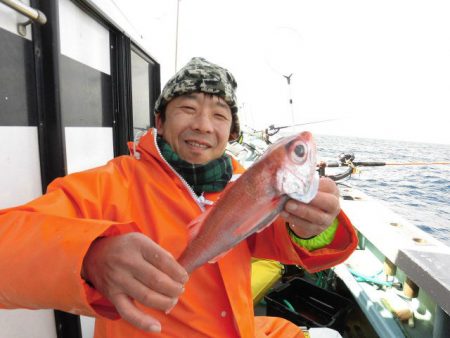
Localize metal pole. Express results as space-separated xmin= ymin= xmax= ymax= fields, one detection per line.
xmin=283 ymin=73 xmax=294 ymax=124
xmin=288 ymin=76 xmax=294 ymax=124
xmin=0 ymin=0 xmax=47 ymax=24
xmin=174 ymin=0 xmax=180 ymax=71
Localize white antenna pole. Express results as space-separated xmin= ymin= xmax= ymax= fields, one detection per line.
xmin=175 ymin=0 xmax=180 ymax=71
xmin=283 ymin=73 xmax=295 ymax=124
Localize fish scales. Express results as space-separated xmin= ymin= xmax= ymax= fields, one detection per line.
xmin=179 ymin=131 xmax=319 ymax=274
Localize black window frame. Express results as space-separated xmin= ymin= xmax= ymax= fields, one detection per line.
xmin=30 ymin=0 xmax=162 ymax=337
xmin=130 ymin=42 xmax=161 ymax=134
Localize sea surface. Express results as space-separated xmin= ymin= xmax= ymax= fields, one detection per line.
xmin=314 ymin=134 xmax=450 ymax=247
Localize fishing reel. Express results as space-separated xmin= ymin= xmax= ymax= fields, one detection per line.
xmin=265 ymin=124 xmax=281 ymax=137
xmin=339 ymin=153 xmax=355 ymax=165
xmin=318 ymin=153 xmax=359 ymax=181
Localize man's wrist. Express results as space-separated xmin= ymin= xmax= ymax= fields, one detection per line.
xmin=81 ymin=236 xmax=106 ymax=287
xmin=287 ymin=218 xmax=339 ymax=251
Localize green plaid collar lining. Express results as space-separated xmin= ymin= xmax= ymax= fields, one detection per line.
xmin=157 ymin=137 xmax=232 ymax=196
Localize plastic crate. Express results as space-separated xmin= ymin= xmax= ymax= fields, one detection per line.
xmin=264 ymin=277 xmax=352 ymax=330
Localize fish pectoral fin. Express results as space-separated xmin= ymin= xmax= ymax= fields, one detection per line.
xmin=256 ymin=223 xmax=273 ymax=234
xmin=233 ymin=197 xmax=285 ymax=237
xmin=186 ymin=208 xmax=212 ymax=241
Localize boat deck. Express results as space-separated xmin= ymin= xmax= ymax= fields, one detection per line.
xmin=339 ymin=186 xmax=450 ymax=337
xmin=340 ymin=186 xmax=450 ymax=316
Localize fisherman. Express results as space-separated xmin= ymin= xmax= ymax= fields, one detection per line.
xmin=0 ymin=57 xmax=357 ymax=337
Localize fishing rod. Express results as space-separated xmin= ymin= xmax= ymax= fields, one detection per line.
xmin=265 ymin=119 xmax=340 ymax=137
xmin=319 ymin=153 xmax=450 ymax=181
xmin=239 ymin=120 xmax=341 ymax=144
xmin=381 ymin=162 xmax=450 ymax=166
xmin=322 ymin=161 xmax=450 ymax=168
xmin=233 ymin=130 xmax=449 ymax=181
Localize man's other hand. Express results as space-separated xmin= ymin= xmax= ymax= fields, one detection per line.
xmin=82 ymin=233 xmax=188 ymax=332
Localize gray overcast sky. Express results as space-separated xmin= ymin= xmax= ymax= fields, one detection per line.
xmin=176 ymin=0 xmax=450 ymax=145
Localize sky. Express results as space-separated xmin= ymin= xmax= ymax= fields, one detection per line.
xmin=175 ymin=0 xmax=450 ymax=145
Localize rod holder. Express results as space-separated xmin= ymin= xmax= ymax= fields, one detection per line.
xmin=383 ymin=258 xmax=397 ymax=276
xmin=403 ymin=277 xmax=419 ymax=298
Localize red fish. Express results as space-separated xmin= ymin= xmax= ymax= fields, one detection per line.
xmin=178 ymin=131 xmax=319 ymax=274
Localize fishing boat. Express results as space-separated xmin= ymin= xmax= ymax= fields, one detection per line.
xmin=230 ymin=130 xmax=450 ymax=338
xmin=0 ymin=1 xmax=448 ymax=337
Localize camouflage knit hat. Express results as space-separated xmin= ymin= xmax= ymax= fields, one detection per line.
xmin=154 ymin=57 xmax=240 ymax=141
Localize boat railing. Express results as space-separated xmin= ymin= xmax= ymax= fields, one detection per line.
xmin=0 ymin=0 xmax=47 ymax=36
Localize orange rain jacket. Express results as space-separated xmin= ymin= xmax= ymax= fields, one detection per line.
xmin=0 ymin=129 xmax=358 ymax=337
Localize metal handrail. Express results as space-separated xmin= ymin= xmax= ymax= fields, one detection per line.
xmin=0 ymin=0 xmax=47 ymax=25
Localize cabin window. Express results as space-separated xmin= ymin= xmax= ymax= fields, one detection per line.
xmin=130 ymin=47 xmax=159 ymax=138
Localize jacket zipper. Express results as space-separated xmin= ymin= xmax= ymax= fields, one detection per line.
xmin=152 ymin=131 xmax=206 ymax=212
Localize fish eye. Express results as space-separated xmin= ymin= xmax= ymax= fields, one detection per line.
xmin=294 ymin=144 xmax=305 ymax=158
xmin=290 ymin=141 xmax=307 ymax=164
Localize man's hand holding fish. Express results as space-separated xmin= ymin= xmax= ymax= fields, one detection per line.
xmin=281 ymin=176 xmax=341 ymax=239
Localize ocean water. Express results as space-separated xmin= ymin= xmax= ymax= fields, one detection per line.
xmin=314 ymin=134 xmax=450 ymax=247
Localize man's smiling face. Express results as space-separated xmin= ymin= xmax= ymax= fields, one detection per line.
xmin=156 ymin=92 xmax=233 ymax=164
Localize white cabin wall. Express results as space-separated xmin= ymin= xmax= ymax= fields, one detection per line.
xmin=58 ymin=0 xmax=115 ymax=176
xmin=65 ymin=127 xmax=114 ymax=174
xmin=0 ymin=310 xmax=57 ymax=338
xmin=59 ymin=0 xmax=111 ymax=75
xmin=0 ymin=128 xmax=56 ymax=337
xmin=0 ymin=2 xmax=57 ymax=337
xmin=86 ymin=0 xmax=178 ymax=84
xmin=0 ymin=127 xmax=42 ymax=209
